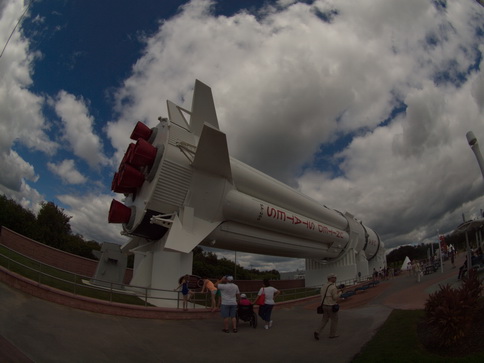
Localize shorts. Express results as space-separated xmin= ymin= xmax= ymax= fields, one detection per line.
xmin=220 ymin=304 xmax=237 ymax=318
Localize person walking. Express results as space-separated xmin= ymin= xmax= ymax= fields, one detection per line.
xmin=415 ymin=262 xmax=422 ymax=283
xmin=255 ymin=279 xmax=280 ymax=330
xmin=215 ymin=275 xmax=240 ymax=333
xmin=314 ymin=273 xmax=343 ymax=340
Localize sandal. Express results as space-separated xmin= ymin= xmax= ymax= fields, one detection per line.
xmin=222 ymin=329 xmax=229 ymax=333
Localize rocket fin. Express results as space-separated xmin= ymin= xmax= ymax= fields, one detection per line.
xmin=192 ymin=124 xmax=232 ymax=182
xmin=163 ymin=213 xmax=220 ymax=253
xmin=189 ymin=79 xmax=219 ymax=137
xmin=167 ymin=100 xmax=190 ymax=130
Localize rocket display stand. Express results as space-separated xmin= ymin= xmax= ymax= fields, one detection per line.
xmin=105 ymin=80 xmax=385 ymax=306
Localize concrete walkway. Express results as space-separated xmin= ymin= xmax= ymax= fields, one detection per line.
xmin=0 ymin=257 xmax=464 ymax=363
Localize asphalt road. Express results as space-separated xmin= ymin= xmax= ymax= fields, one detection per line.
xmin=0 ymin=256 xmax=462 ymax=363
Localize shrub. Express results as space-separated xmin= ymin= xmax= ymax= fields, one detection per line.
xmin=424 ymin=269 xmax=483 ymax=347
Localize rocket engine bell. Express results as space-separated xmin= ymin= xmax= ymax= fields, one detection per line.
xmin=108 ymin=80 xmax=383 ymax=274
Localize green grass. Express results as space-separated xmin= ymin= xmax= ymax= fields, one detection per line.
xmin=1 ymin=245 xmax=319 ymax=308
xmin=352 ymin=309 xmax=484 ymax=363
xmin=0 ymin=245 xmax=150 ymax=306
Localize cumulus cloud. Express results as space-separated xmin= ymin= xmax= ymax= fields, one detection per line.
xmin=2 ymin=0 xmax=484 ymax=270
xmin=0 ymin=150 xmax=38 ymax=191
xmin=0 ymin=0 xmax=57 ymax=201
xmin=107 ymin=0 xmax=483 ymax=251
xmin=56 ymin=193 xmax=130 ymax=244
xmin=209 ymin=247 xmax=304 ymax=273
xmin=47 ymin=159 xmax=87 ymax=184
xmin=53 ymin=90 xmax=109 ymax=169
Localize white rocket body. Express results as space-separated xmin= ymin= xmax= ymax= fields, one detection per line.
xmin=108 ymin=80 xmax=384 ymax=297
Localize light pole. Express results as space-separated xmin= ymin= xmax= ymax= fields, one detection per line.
xmin=437 ymin=230 xmax=444 ymax=273
xmin=465 ymin=131 xmax=482 ymax=275
xmin=466 ymin=131 xmax=484 ymax=180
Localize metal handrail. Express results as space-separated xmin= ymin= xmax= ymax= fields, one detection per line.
xmin=0 ymin=245 xmax=192 ymax=307
xmin=0 ymin=244 xmax=379 ymax=308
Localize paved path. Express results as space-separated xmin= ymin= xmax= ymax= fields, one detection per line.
xmin=0 ymin=257 xmax=464 ymax=363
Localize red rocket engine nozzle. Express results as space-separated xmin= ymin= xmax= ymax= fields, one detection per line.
xmin=121 ymin=143 xmax=135 ymax=165
xmin=130 ymin=121 xmax=153 ymax=141
xmin=129 ymin=138 xmax=157 ymax=168
xmin=111 ymin=172 xmax=137 ymax=194
xmin=117 ymin=163 xmax=145 ymax=189
xmin=108 ymin=199 xmax=132 ymax=224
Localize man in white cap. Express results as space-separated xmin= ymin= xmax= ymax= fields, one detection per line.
xmin=215 ymin=275 xmax=240 ymax=333
xmin=314 ymin=273 xmax=343 ymax=340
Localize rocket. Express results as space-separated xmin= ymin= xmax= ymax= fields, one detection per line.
xmin=108 ymin=80 xmax=384 ymax=288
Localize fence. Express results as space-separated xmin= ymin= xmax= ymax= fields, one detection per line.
xmin=0 ymin=244 xmax=323 ymax=308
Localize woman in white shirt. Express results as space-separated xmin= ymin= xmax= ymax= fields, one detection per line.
xmin=255 ymin=279 xmax=280 ymax=330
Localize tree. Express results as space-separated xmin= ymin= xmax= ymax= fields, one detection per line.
xmin=0 ymin=195 xmax=37 ymax=236
xmin=36 ymin=202 xmax=72 ymax=249
xmin=192 ymin=246 xmax=280 ymax=280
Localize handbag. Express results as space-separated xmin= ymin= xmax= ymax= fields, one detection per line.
xmin=317 ymin=304 xmax=324 ymax=314
xmin=316 ymin=284 xmax=331 ymax=314
xmin=332 ymin=304 xmax=340 ymax=313
xmin=255 ymin=288 xmax=265 ymax=305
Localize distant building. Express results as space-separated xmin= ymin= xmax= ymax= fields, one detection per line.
xmin=280 ymin=269 xmax=305 ymax=280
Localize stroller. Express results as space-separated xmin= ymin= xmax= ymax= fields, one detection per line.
xmin=236 ymin=303 xmax=257 ymax=328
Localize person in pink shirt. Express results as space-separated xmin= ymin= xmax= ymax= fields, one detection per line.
xmin=239 ymin=293 xmax=251 ymax=306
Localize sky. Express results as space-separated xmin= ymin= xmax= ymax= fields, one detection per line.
xmin=0 ymin=0 xmax=483 ymax=273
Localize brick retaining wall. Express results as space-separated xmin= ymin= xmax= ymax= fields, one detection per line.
xmin=0 ymin=225 xmax=310 ymax=318
xmin=0 ymin=226 xmax=133 ymax=283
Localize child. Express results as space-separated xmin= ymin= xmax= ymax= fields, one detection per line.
xmin=175 ymin=274 xmax=194 ymax=311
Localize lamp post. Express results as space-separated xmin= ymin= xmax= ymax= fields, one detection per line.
xmin=467 ymin=131 xmax=484 ymax=180
xmin=465 ymin=131 xmax=483 ymax=273
xmin=437 ymin=230 xmax=444 ymax=273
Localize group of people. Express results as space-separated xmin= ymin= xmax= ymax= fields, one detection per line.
xmin=214 ymin=276 xmax=281 ymax=333
xmin=177 ymin=272 xmax=344 ymax=339
xmin=175 ymin=275 xmax=281 ymax=333
xmin=458 ymin=247 xmax=484 ymax=279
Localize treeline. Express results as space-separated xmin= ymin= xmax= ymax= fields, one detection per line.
xmin=386 ymin=243 xmax=436 ymax=269
xmin=0 ymin=195 xmax=100 ymax=259
xmin=0 ymin=195 xmax=280 ymax=280
xmin=386 ymin=232 xmax=472 ymax=270
xmin=192 ymin=246 xmax=280 ymax=280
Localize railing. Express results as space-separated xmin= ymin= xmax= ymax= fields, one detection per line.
xmin=0 ymin=244 xmax=329 ymax=308
xmin=0 ymin=244 xmax=198 ymax=308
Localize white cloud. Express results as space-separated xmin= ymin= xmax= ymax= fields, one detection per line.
xmin=0 ymin=1 xmax=56 ymax=154
xmin=2 ymin=0 xmax=483 ymax=273
xmin=208 ymin=247 xmax=305 ymax=273
xmin=107 ymin=0 xmax=484 ymax=252
xmin=54 ymin=90 xmax=109 ymax=169
xmin=0 ymin=149 xmax=38 ymax=191
xmin=47 ymin=159 xmax=87 ymax=184
xmin=0 ymin=1 xmax=58 ymax=202
xmin=57 ymin=193 xmax=129 ymax=244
